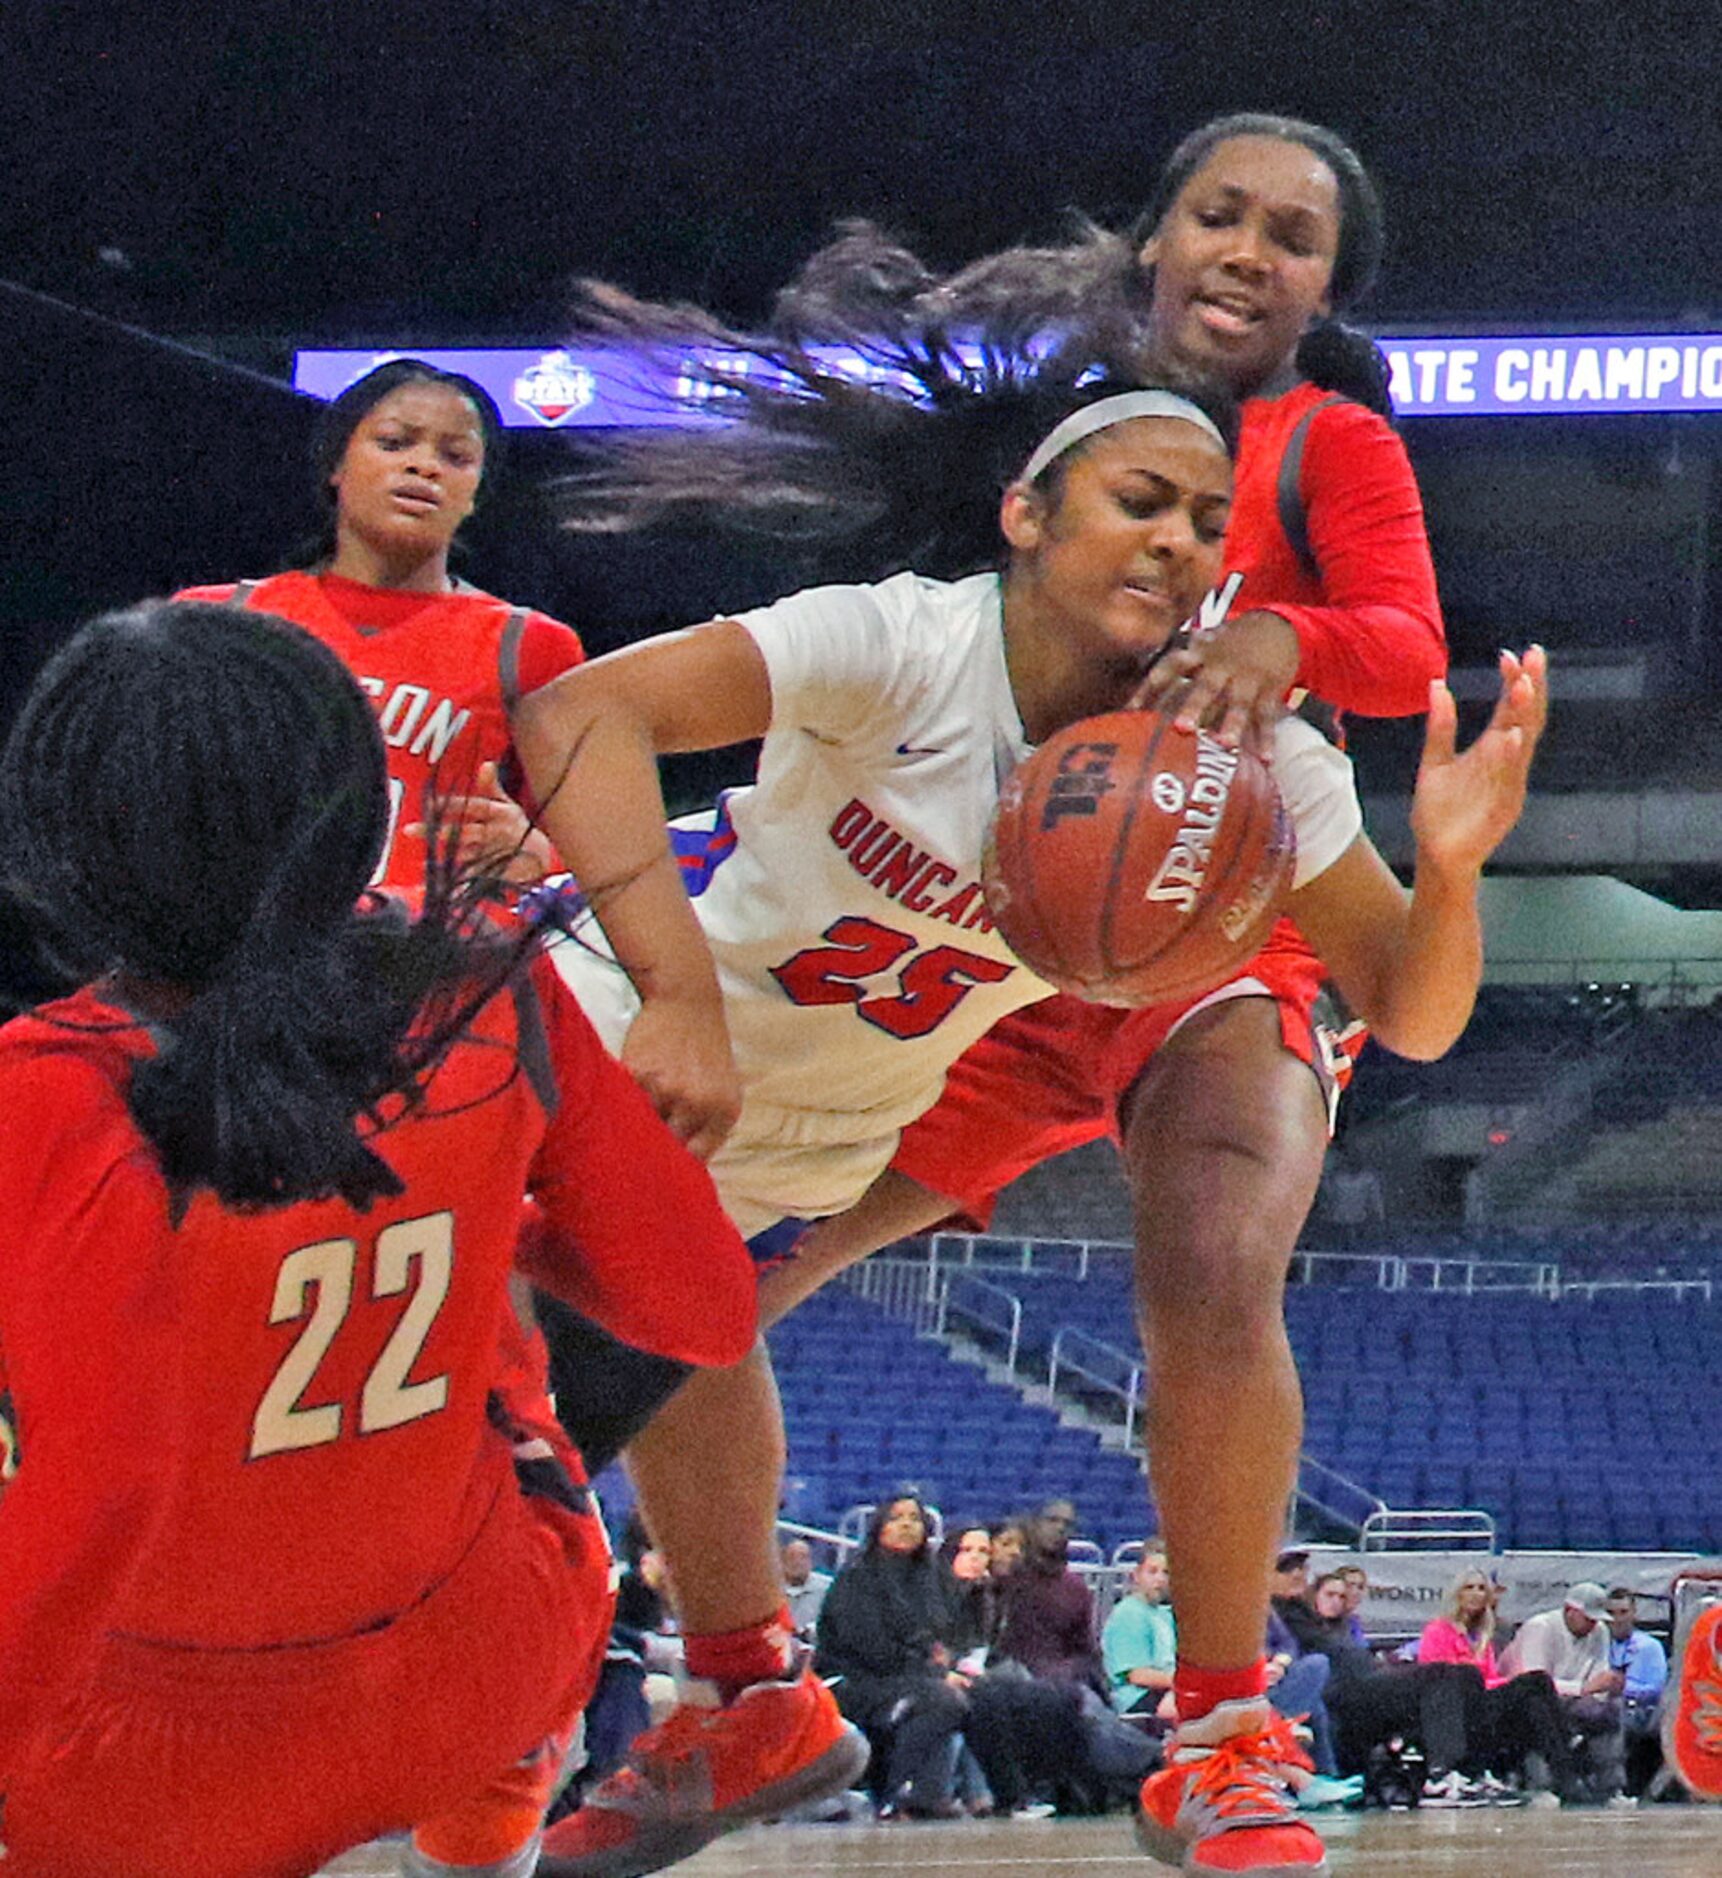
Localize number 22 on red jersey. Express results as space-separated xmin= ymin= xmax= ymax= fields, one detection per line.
xmin=249 ymin=1211 xmax=453 ymax=1460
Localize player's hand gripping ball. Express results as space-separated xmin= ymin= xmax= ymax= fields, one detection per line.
xmin=982 ymin=710 xmax=1295 ymax=1007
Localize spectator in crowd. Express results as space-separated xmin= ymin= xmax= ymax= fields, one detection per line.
xmin=936 ymin=1523 xmax=1001 ymax=1817
xmin=1339 ymin=1566 xmax=1371 ymax=1648
xmin=1102 ymin=1543 xmax=1177 ymax=1719
xmin=814 ymin=1492 xmax=966 ymax=1818
xmin=989 ymin=1517 xmax=1027 ymax=1585
xmin=996 ymin=1500 xmax=1105 ymax=1692
xmin=942 ymin=1524 xmax=1004 ymax=1666
xmin=1603 ymin=1588 xmax=1668 ymax=1796
xmin=1300 ymin=1572 xmax=1578 ymax=1804
xmin=1269 ymin=1548 xmax=1314 ymax=1635
xmin=1418 ymin=1569 xmax=1502 ymax=1682
xmin=782 ymin=1538 xmax=833 ymax=1644
xmin=1499 ymin=1582 xmax=1626 ymax=1800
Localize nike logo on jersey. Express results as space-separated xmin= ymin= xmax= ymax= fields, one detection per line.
xmin=895 ymin=740 xmax=944 ymax=757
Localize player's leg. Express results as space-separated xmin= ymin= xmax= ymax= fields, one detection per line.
xmin=756 ymin=1170 xmax=953 ymax=1325
xmin=538 ymin=1344 xmax=866 ymax=1878
xmin=1124 ymin=996 xmax=1332 ymax=1876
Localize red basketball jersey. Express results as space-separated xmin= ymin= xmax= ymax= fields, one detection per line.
xmin=176 ymin=573 xmax=584 ymax=889
xmin=0 ymin=955 xmax=753 ymax=1782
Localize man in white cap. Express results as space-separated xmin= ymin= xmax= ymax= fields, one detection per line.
xmin=1503 ymin=1583 xmax=1627 ymax=1800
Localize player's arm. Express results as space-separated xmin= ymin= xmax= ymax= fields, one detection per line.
xmin=516 ymin=958 xmax=757 ymax=1367
xmin=1290 ymin=648 xmax=1546 ymax=1060
xmin=0 ymin=1091 xmax=185 ymax=1784
xmin=511 ymin=621 xmax=771 ymax=1157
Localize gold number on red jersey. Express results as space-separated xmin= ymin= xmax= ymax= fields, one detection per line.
xmin=248 ymin=1212 xmax=454 ymax=1460
xmin=362 ymin=1213 xmax=454 ymax=1433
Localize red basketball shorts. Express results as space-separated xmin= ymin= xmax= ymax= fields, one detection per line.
xmin=892 ymin=941 xmax=1367 ymax=1226
xmin=2 ymin=1482 xmax=614 ymax=1878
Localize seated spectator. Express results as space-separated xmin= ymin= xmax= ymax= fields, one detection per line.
xmin=1339 ymin=1565 xmax=1371 ymax=1648
xmin=937 ymin=1523 xmax=1001 ymax=1814
xmin=942 ymin=1523 xmax=1004 ymax=1667
xmin=996 ymin=1499 xmax=1105 ymax=1692
xmin=1101 ymin=1542 xmax=1176 ymax=1720
xmin=1603 ymin=1587 xmax=1668 ymax=1796
xmin=1304 ymin=1571 xmax=1577 ymax=1804
xmin=1501 ymin=1581 xmax=1628 ymax=1800
xmin=1270 ymin=1547 xmax=1315 ymax=1638
xmin=1419 ymin=1568 xmax=1505 ymax=1683
xmin=989 ymin=1516 xmax=1027 ymax=1585
xmin=782 ymin=1537 xmax=833 ymax=1644
xmin=815 ymin=1490 xmax=966 ymax=1818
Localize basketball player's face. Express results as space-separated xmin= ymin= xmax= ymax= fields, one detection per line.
xmin=1007 ymin=418 xmax=1230 ymax=665
xmin=1142 ymin=137 xmax=1342 ymax=390
xmin=330 ymin=383 xmax=486 ymax=561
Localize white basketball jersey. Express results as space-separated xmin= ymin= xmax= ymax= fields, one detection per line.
xmin=546 ymin=569 xmax=1361 ymax=1234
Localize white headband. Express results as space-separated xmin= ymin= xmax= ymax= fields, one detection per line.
xmin=1017 ymin=390 xmax=1228 ymax=486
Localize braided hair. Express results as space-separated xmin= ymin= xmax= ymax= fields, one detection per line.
xmin=0 ymin=600 xmax=534 ymax=1214
xmin=561 ymin=222 xmax=1238 ymax=585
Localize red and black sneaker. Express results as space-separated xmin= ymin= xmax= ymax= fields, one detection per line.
xmin=536 ymin=1669 xmax=868 ymax=1878
xmin=1666 ymin=1598 xmax=1722 ymax=1802
xmin=1136 ymin=1698 xmax=1330 ymax=1876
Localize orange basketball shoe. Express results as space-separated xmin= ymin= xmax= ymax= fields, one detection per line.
xmin=1666 ymin=1600 xmax=1722 ymax=1801
xmin=535 ymin=1669 xmax=869 ymax=1878
xmin=1136 ymin=1699 xmax=1330 ymax=1876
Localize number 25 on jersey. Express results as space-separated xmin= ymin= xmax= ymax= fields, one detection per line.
xmin=250 ymin=1211 xmax=454 ymax=1460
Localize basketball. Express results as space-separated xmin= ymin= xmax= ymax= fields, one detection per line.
xmin=982 ymin=710 xmax=1296 ymax=1007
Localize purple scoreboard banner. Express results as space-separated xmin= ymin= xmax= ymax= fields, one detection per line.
xmin=295 ymin=333 xmax=1722 ymax=426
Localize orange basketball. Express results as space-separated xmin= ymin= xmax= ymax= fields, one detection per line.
xmin=982 ymin=710 xmax=1296 ymax=1007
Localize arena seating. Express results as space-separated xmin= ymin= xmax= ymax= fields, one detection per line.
xmin=766 ymin=1285 xmax=1152 ymax=1552
xmin=901 ymin=1259 xmax=1719 ymax=1555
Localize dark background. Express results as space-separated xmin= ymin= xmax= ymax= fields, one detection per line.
xmin=5 ymin=1 xmax=1722 ymax=758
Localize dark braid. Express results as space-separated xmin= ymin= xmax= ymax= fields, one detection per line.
xmin=561 ymin=223 xmax=1237 ymax=586
xmin=0 ymin=601 xmax=537 ymax=1215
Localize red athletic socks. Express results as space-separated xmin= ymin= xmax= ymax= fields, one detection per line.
xmin=684 ymin=1605 xmax=797 ymax=1702
xmin=1173 ymin=1656 xmax=1269 ymax=1724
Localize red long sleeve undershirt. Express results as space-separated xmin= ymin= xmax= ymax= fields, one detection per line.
xmin=1233 ymin=385 xmax=1448 ymax=719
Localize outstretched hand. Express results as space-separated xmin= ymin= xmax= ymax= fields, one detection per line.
xmin=1409 ymin=647 xmax=1548 ymax=876
xmin=407 ymin=761 xmax=556 ymax=885
xmin=1130 ymin=609 xmax=1301 ymax=755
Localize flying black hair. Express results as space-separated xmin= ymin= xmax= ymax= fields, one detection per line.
xmin=560 ymin=222 xmax=1238 ymax=586
xmin=897 ymin=114 xmax=1394 ymax=419
xmin=300 ymin=357 xmax=505 ymax=565
xmin=0 ymin=600 xmax=537 ymax=1215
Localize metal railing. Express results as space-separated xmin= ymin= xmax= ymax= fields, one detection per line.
xmin=1359 ymin=1507 xmax=1497 ymax=1553
xmin=1556 ymin=1276 xmax=1714 ymax=1302
xmin=837 ymin=1252 xmax=947 ymax=1334
xmin=928 ymin=1231 xmax=1128 ymax=1279
xmin=1047 ymin=1325 xmax=1145 ymax=1446
xmin=943 ymin=1270 xmax=1023 ymax=1374
xmin=1294 ymin=1453 xmax=1388 ymax=1541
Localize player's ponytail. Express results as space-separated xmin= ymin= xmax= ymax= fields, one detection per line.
xmin=1295 ymin=319 xmax=1396 ymax=419
xmin=0 ymin=601 xmax=532 ymax=1215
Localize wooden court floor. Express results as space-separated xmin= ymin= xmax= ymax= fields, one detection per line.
xmin=323 ymin=1805 xmax=1722 ymax=1876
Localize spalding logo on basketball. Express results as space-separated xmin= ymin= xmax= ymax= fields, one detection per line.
xmin=982 ymin=710 xmax=1296 ymax=1007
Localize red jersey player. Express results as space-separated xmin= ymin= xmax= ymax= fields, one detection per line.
xmin=178 ymin=357 xmax=585 ymax=893
xmin=0 ymin=600 xmax=761 ymax=1878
